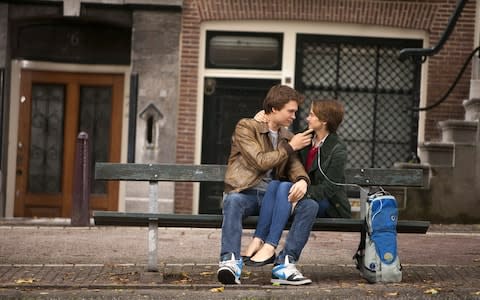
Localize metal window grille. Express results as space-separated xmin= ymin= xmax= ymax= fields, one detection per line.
xmin=295 ymin=35 xmax=422 ymax=168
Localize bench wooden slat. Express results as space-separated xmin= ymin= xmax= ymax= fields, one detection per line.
xmin=96 ymin=163 xmax=227 ymax=182
xmin=95 ymin=163 xmax=424 ymax=187
xmin=93 ymin=211 xmax=430 ymax=234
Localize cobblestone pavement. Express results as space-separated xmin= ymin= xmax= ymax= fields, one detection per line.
xmin=0 ymin=221 xmax=479 ymax=299
xmin=1 ymin=263 xmax=479 ymax=299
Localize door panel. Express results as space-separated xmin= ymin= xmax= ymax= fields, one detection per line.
xmin=15 ymin=70 xmax=123 ymax=217
xmin=27 ymin=84 xmax=65 ymax=195
xmin=79 ymin=86 xmax=112 ymax=195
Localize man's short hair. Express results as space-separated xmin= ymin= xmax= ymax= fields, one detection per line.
xmin=263 ymin=84 xmax=304 ymax=114
xmin=311 ymin=99 xmax=345 ymax=133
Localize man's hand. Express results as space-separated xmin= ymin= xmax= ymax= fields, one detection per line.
xmin=289 ymin=129 xmax=313 ymax=151
xmin=288 ymin=179 xmax=308 ymax=203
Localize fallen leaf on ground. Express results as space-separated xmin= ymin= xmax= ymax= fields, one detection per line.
xmin=385 ymin=292 xmax=399 ymax=296
xmin=424 ymin=288 xmax=439 ymax=295
xmin=200 ymin=271 xmax=214 ymax=276
xmin=210 ymin=287 xmax=224 ymax=293
xmin=15 ymin=278 xmax=36 ymax=284
xmin=472 ymin=291 xmax=480 ymax=295
xmin=170 ymin=272 xmax=192 ymax=284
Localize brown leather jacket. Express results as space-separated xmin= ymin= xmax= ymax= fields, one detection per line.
xmin=224 ymin=118 xmax=310 ymax=193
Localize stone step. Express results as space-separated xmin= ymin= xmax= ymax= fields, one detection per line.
xmin=463 ymin=97 xmax=480 ymax=121
xmin=438 ymin=119 xmax=478 ymax=143
xmin=418 ymin=142 xmax=454 ymax=166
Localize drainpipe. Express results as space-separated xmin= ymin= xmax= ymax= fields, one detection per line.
xmin=474 ymin=0 xmax=480 ymax=81
xmin=475 ymin=0 xmax=480 ymax=200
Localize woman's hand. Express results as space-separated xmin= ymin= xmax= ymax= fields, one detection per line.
xmin=288 ymin=179 xmax=308 ymax=203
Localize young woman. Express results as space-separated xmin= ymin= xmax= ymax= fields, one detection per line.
xmin=243 ymin=99 xmax=351 ymax=266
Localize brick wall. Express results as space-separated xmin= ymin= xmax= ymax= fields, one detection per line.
xmin=175 ymin=0 xmax=476 ymax=213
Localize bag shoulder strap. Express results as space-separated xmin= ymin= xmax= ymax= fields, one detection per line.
xmin=353 ymin=219 xmax=368 ymax=268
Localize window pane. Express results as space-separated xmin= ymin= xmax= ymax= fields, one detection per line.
xmin=28 ymin=84 xmax=65 ymax=193
xmin=79 ymin=86 xmax=112 ymax=195
xmin=207 ymin=33 xmax=282 ymax=69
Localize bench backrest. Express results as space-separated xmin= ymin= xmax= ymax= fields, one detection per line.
xmin=95 ymin=163 xmax=424 ymax=187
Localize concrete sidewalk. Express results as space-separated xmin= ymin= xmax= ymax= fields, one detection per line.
xmin=0 ymin=219 xmax=479 ymax=299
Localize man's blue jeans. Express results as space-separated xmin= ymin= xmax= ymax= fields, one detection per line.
xmin=220 ymin=189 xmax=264 ymax=259
xmin=254 ymin=180 xmax=293 ymax=248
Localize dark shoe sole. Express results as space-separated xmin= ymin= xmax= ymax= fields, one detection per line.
xmin=242 ymin=256 xmax=251 ymax=263
xmin=217 ymin=269 xmax=240 ymax=284
xmin=244 ymin=254 xmax=275 ymax=267
xmin=270 ymin=278 xmax=312 ymax=285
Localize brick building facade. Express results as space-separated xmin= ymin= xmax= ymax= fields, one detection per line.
xmin=175 ymin=0 xmax=476 ymax=213
xmin=0 ymin=0 xmax=477 ymax=218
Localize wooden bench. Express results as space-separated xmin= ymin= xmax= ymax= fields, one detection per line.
xmin=93 ymin=163 xmax=429 ymax=272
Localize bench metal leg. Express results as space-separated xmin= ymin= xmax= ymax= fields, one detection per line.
xmin=148 ymin=181 xmax=159 ymax=272
xmin=360 ymin=186 xmax=369 ymax=220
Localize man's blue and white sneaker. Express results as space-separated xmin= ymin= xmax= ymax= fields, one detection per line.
xmin=271 ymin=256 xmax=312 ymax=285
xmin=217 ymin=253 xmax=243 ymax=284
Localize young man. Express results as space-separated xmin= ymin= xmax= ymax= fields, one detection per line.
xmin=218 ymin=84 xmax=319 ymax=285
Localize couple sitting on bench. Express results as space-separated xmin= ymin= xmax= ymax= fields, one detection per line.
xmin=218 ymin=84 xmax=351 ymax=285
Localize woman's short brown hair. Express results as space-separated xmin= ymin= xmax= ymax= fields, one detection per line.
xmin=263 ymin=84 xmax=304 ymax=113
xmin=311 ymin=99 xmax=345 ymax=133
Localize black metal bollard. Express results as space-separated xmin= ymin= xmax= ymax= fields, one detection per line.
xmin=71 ymin=132 xmax=91 ymax=226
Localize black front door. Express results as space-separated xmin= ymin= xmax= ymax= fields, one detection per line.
xmin=200 ymin=78 xmax=280 ymax=214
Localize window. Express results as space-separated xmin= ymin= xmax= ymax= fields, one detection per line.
xmin=206 ymin=31 xmax=283 ymax=70
xmin=295 ymin=34 xmax=422 ymax=168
